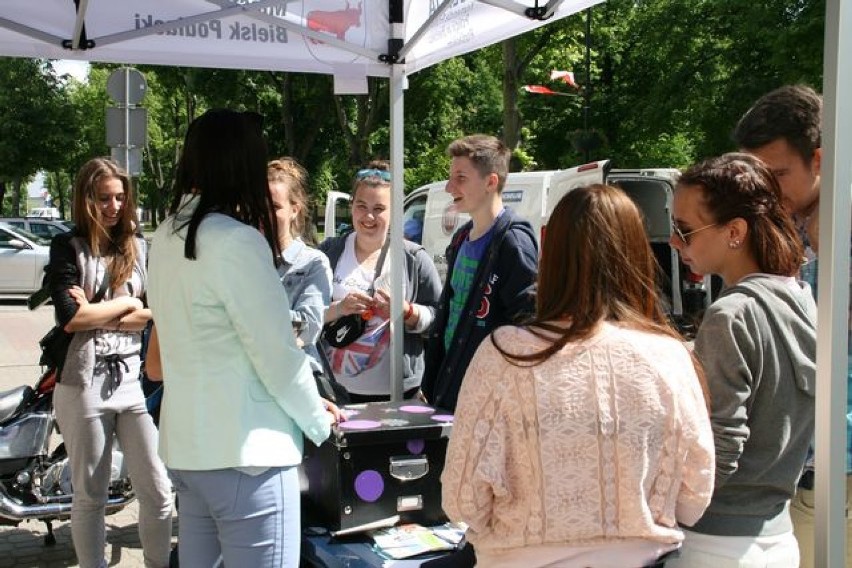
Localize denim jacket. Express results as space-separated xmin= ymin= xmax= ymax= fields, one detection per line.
xmin=277 ymin=238 xmax=332 ymax=370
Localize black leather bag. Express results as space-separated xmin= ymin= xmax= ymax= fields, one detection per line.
xmin=38 ymin=326 xmax=73 ymax=370
xmin=314 ymin=329 xmax=351 ymax=405
xmin=313 ymin=370 xmax=351 ymax=405
xmin=321 ymin=313 xmax=367 ymax=348
xmin=38 ymin=273 xmax=111 ymax=371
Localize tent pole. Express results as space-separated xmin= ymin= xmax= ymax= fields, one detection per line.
xmin=388 ymin=64 xmax=405 ymax=403
xmin=70 ymin=0 xmax=89 ymax=50
xmin=814 ymin=0 xmax=852 ymax=564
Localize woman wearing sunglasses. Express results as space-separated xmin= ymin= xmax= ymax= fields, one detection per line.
xmin=319 ymin=161 xmax=441 ymax=402
xmin=667 ymin=153 xmax=817 ymax=568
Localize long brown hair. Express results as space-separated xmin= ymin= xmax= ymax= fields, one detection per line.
xmin=494 ymin=184 xmax=680 ymax=366
xmin=678 ymin=153 xmax=804 ymax=276
xmin=71 ymin=157 xmax=138 ymax=289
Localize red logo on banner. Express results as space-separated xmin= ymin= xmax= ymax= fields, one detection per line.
xmin=307 ymin=1 xmax=362 ymax=42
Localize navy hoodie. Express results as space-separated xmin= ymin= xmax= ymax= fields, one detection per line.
xmin=421 ymin=209 xmax=538 ymax=412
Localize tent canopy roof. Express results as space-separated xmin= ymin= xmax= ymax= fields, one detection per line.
xmin=0 ymin=0 xmax=600 ymax=79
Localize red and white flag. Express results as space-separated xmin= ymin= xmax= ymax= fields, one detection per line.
xmin=522 ymin=85 xmax=573 ymax=96
xmin=550 ymin=70 xmax=579 ymax=88
xmin=523 ymin=85 xmax=556 ymax=95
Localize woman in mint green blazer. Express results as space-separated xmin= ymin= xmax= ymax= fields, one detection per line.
xmin=147 ymin=109 xmax=339 ymax=568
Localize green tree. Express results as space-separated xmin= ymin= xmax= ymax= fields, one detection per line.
xmin=0 ymin=59 xmax=77 ymax=215
xmin=590 ymin=0 xmax=823 ymax=168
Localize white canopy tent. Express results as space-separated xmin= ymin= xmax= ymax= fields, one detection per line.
xmin=0 ymin=0 xmax=601 ymax=400
xmin=0 ymin=1 xmax=849 ymax=563
xmin=0 ymin=0 xmax=599 ymax=77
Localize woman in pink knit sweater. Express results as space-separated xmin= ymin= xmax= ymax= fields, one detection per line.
xmin=441 ymin=184 xmax=715 ymax=568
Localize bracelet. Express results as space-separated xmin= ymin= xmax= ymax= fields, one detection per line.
xmin=404 ymin=302 xmax=415 ymax=321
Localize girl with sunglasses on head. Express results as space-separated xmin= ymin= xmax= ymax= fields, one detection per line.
xmin=319 ymin=160 xmax=442 ymax=402
xmin=666 ymin=153 xmax=817 ymax=568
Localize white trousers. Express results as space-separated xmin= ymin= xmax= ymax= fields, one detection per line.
xmin=665 ymin=528 xmax=799 ymax=568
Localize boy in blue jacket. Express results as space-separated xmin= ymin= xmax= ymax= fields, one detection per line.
xmin=421 ymin=134 xmax=538 ymax=412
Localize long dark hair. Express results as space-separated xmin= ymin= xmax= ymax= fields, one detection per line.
xmin=678 ymin=153 xmax=803 ymax=276
xmin=72 ymin=157 xmax=138 ymax=289
xmin=493 ymin=184 xmax=679 ymax=366
xmin=170 ymin=109 xmax=279 ymax=261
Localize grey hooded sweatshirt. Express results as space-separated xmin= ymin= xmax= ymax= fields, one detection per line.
xmin=691 ymin=273 xmax=816 ymax=537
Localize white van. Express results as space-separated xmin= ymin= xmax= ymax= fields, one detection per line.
xmin=322 ymin=161 xmax=711 ymax=326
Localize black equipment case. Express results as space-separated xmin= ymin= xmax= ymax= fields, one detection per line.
xmin=300 ymin=401 xmax=453 ymax=533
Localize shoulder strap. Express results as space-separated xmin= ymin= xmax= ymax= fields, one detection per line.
xmin=92 ymin=268 xmax=111 ymax=303
xmin=367 ymin=236 xmax=392 ymax=296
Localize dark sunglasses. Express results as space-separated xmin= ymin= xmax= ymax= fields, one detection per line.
xmin=671 ymin=218 xmax=718 ymax=245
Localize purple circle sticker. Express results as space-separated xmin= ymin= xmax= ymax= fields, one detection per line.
xmin=400 ymin=405 xmax=435 ymax=414
xmin=354 ymin=470 xmax=384 ymax=502
xmin=407 ymin=439 xmax=426 ymax=454
xmin=431 ymin=414 xmax=454 ymax=423
xmin=338 ymin=420 xmax=382 ymax=431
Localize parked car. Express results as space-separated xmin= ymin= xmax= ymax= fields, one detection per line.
xmin=0 ymin=222 xmax=51 ymax=296
xmin=0 ymin=217 xmax=72 ymax=240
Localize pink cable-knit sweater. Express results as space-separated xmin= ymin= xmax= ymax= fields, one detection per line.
xmin=441 ymin=323 xmax=715 ymax=567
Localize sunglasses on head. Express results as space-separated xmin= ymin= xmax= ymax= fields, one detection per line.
xmin=355 ymin=168 xmax=391 ymax=182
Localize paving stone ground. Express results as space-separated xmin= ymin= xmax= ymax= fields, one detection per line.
xmin=0 ymin=301 xmax=178 ymax=567
xmin=0 ymin=503 xmax=178 ymax=568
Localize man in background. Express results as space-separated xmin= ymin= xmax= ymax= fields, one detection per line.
xmin=734 ymin=83 xmax=851 ymax=566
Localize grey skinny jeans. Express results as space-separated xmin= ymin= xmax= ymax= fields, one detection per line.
xmin=54 ymin=357 xmax=173 ymax=568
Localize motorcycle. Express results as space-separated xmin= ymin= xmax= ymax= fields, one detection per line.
xmin=0 ymin=366 xmax=135 ymax=546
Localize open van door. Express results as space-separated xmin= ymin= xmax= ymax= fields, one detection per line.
xmin=322 ymin=191 xmax=352 ymax=239
xmin=417 ymin=182 xmax=458 ymax=279
xmin=545 ymin=160 xmax=610 ymax=233
xmin=607 ymin=168 xmax=712 ymax=329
